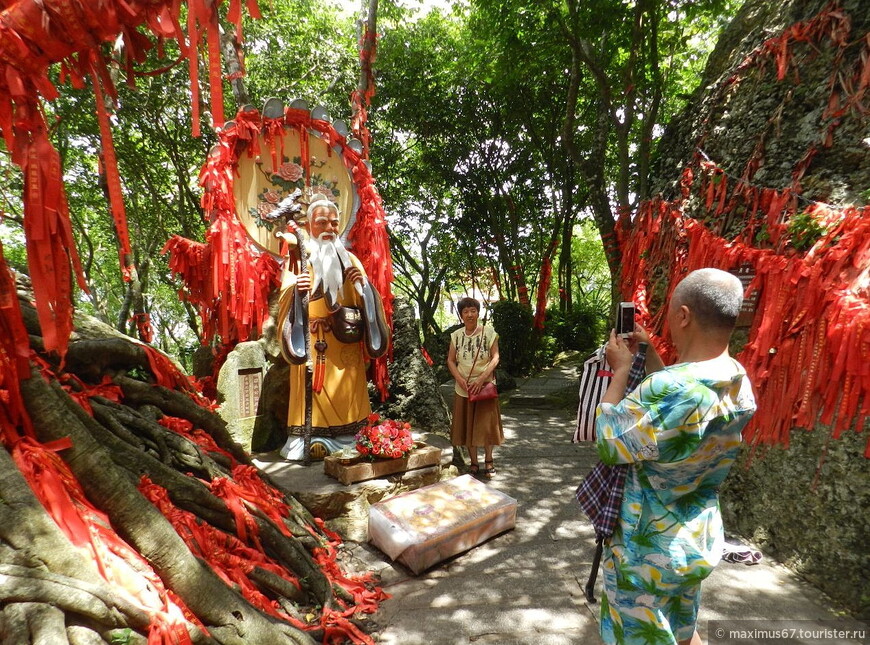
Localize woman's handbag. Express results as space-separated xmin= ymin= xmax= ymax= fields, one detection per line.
xmin=468 ymin=381 xmax=498 ymax=401
xmin=466 ymin=326 xmax=497 ymax=402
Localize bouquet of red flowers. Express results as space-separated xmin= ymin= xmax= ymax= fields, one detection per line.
xmin=355 ymin=414 xmax=415 ymax=459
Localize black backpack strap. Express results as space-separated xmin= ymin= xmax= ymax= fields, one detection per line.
xmin=584 ymin=536 xmax=604 ymax=603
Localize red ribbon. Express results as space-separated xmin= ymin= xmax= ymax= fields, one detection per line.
xmin=90 ymin=62 xmax=133 ymax=280
xmin=621 ymin=168 xmax=870 ymax=457
xmin=168 ymin=104 xmax=396 ymax=399
xmin=9 ymin=435 xmax=202 ymax=644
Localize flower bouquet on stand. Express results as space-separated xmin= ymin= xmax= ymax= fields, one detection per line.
xmin=355 ymin=414 xmax=415 ymax=460
xmin=325 ymin=415 xmax=440 ymax=484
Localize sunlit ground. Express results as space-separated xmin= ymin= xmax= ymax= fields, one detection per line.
xmin=366 ymin=364 xmax=865 ymax=644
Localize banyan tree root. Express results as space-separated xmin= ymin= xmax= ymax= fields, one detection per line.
xmin=1 ymin=315 xmax=387 ymax=643
xmin=0 ymin=444 xmax=172 ymax=645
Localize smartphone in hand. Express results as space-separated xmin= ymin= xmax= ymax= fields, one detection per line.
xmin=616 ymin=302 xmax=636 ymax=338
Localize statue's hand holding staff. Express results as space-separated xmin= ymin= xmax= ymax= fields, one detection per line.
xmin=274 ymin=227 xmax=313 ymax=295
xmin=295 ymin=273 xmax=311 ymax=294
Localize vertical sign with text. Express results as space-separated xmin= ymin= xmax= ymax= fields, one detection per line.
xmin=238 ymin=367 xmax=263 ymax=417
xmin=731 ymin=263 xmax=759 ymax=327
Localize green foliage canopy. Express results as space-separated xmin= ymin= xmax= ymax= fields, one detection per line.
xmin=0 ymin=0 xmax=739 ymax=373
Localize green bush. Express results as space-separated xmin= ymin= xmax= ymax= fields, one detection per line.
xmin=544 ymin=304 xmax=604 ymax=356
xmin=491 ymin=300 xmax=536 ymax=376
xmin=536 ymin=333 xmax=560 ymax=369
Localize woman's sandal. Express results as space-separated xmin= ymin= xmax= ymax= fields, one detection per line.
xmin=484 ymin=461 xmax=495 ymax=478
xmin=469 ymin=464 xmax=480 ymax=476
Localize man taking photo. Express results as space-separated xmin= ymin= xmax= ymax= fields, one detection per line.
xmin=595 ymin=267 xmax=757 ymax=645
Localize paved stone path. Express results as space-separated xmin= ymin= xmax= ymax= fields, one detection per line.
xmin=344 ymin=359 xmax=867 ymax=645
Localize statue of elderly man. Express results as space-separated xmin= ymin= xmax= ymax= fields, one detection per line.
xmin=276 ymin=194 xmax=389 ymax=461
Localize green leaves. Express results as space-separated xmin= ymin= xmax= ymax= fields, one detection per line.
xmin=0 ymin=0 xmax=738 ymax=369
xmin=243 ymin=0 xmax=357 ymax=113
xmin=786 ymin=209 xmax=828 ymax=252
xmin=109 ymin=628 xmax=134 ymax=645
xmin=373 ymin=0 xmax=738 ymax=351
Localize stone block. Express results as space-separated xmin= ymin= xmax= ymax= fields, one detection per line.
xmin=369 ymin=474 xmax=517 ymax=574
xmin=216 ymin=341 xmax=266 ymax=451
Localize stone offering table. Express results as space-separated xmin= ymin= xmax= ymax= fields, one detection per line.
xmin=253 ymin=436 xmax=456 ymax=541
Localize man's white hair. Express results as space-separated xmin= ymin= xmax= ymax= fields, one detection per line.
xmin=672 ymin=267 xmax=744 ymax=330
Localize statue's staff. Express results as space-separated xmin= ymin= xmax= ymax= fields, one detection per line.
xmin=269 ymin=190 xmax=316 ymax=466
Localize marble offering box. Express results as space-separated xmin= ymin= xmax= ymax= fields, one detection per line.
xmin=368 ymin=474 xmax=517 ymax=574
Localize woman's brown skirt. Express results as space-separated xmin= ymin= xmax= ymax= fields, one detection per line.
xmin=451 ymin=393 xmax=504 ymax=447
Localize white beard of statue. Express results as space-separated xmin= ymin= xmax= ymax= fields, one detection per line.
xmin=308 ymin=233 xmax=353 ymax=309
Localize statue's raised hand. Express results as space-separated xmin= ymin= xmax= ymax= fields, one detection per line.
xmin=295 ymin=272 xmax=311 ymax=294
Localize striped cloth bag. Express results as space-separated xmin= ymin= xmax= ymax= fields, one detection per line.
xmin=572 ymin=345 xmax=612 ymax=442
xmin=574 ymin=342 xmax=648 ymax=603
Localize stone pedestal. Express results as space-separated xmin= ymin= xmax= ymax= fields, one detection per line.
xmin=253 ymin=433 xmax=457 ymax=541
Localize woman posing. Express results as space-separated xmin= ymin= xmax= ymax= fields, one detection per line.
xmin=446 ymin=297 xmax=504 ymax=477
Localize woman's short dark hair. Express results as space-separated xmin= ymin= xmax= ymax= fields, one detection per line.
xmin=456 ymin=297 xmax=480 ymax=316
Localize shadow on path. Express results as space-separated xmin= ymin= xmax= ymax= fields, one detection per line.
xmin=348 ymin=361 xmax=865 ymax=644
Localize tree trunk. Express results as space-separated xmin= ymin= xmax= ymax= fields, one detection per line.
xmin=557 ymin=160 xmax=577 ymax=313
xmin=20 ymin=370 xmax=315 ymax=645
xmin=220 ymin=25 xmax=250 ymax=107
xmin=353 ymin=0 xmax=379 ymax=158
xmin=0 ymin=278 xmax=385 ymax=644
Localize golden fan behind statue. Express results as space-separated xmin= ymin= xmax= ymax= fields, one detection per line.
xmin=234 ymin=131 xmax=355 ymax=256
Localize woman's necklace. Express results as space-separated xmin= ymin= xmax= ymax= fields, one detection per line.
xmin=463 ymin=325 xmax=480 ymax=337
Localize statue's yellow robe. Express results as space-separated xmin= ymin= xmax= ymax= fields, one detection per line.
xmin=277 ymin=253 xmax=386 ymax=437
